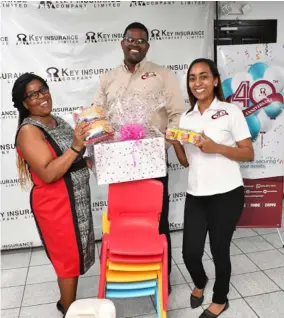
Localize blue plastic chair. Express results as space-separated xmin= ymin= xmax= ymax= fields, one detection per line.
xmin=106 ymin=279 xmax=156 ymax=290
xmin=106 ymin=279 xmax=161 ymax=318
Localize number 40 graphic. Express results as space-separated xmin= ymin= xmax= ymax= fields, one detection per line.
xmin=228 ymin=80 xmax=276 ymax=108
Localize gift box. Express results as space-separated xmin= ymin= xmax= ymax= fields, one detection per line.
xmin=86 ymin=87 xmax=169 ymax=185
xmin=91 ymin=136 xmax=166 ymax=185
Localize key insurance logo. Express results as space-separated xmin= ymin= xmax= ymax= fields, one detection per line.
xmin=129 ymin=1 xmax=205 ymax=7
xmin=16 ymin=33 xmax=79 ymax=46
xmin=38 ymin=1 xmax=121 ymax=9
xmin=1 ymin=1 xmax=28 ymax=8
xmin=85 ymin=31 xmax=123 ymax=44
xmin=1 ymin=36 xmax=9 ymax=46
xmin=45 ymin=66 xmax=112 ymax=82
xmin=150 ymin=28 xmax=204 ymax=41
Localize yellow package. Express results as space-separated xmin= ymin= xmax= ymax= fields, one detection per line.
xmin=166 ymin=128 xmax=179 ymax=140
xmin=177 ymin=130 xmax=201 ymax=144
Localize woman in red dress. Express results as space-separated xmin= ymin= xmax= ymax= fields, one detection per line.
xmin=12 ymin=73 xmax=95 ymax=316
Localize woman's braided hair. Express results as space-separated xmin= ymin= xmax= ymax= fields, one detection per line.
xmin=12 ymin=73 xmax=49 ymax=188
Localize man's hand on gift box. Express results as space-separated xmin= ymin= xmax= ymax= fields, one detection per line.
xmin=84 ymin=157 xmax=93 ymax=169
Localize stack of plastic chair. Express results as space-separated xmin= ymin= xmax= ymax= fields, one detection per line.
xmin=98 ymin=179 xmax=168 ymax=318
xmin=65 ymin=299 xmax=116 ymax=318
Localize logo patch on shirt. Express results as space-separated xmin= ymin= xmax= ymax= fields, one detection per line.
xmin=211 ymin=109 xmax=228 ymax=120
xmin=141 ymin=72 xmax=156 ymax=80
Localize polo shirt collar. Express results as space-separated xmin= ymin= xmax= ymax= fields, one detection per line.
xmin=122 ymin=58 xmax=147 ymax=72
xmin=189 ymin=97 xmax=222 ymax=114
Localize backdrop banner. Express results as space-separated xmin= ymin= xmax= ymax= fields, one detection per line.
xmin=218 ymin=43 xmax=284 ymax=179
xmin=218 ymin=43 xmax=284 ymax=228
xmin=0 ymin=1 xmax=213 ymax=249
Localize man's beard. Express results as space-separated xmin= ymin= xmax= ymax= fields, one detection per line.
xmin=126 ymin=54 xmax=143 ymax=64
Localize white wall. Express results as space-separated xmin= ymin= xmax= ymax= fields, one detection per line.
xmin=219 ymin=1 xmax=284 ymax=43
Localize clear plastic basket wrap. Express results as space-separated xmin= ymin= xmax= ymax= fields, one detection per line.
xmin=87 ymin=87 xmax=169 ymax=184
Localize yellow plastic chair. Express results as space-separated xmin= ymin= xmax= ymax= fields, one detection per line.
xmin=107 ymin=261 xmax=161 ymax=272
xmin=102 ymin=211 xmax=110 ymax=234
xmin=106 ymin=269 xmax=158 ymax=282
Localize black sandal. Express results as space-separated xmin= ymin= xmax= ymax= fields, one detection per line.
xmin=56 ymin=301 xmax=64 ymax=315
xmin=190 ymin=278 xmax=208 ymax=309
xmin=199 ymin=301 xmax=229 ymax=317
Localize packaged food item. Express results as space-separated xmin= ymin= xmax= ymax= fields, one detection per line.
xmin=84 ymin=120 xmax=114 ymax=145
xmin=75 ymin=105 xmax=106 ymax=124
xmin=166 ymin=128 xmax=179 ymax=140
xmin=166 ymin=128 xmax=201 ymax=144
xmin=177 ymin=130 xmax=201 ymax=144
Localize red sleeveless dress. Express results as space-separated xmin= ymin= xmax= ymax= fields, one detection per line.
xmin=17 ymin=116 xmax=95 ymax=278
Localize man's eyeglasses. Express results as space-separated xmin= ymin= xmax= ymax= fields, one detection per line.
xmin=24 ymin=86 xmax=49 ymax=101
xmin=123 ymin=37 xmax=148 ymax=45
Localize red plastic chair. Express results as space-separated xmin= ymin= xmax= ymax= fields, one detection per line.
xmin=98 ymin=179 xmax=168 ymax=310
xmin=108 ymin=254 xmax=163 ymax=264
xmin=107 ymin=179 xmax=164 ymax=247
xmin=107 ymin=179 xmax=164 ymax=223
xmin=106 ymin=179 xmax=166 ymax=252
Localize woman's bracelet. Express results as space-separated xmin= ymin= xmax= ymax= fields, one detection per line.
xmin=70 ymin=146 xmax=81 ymax=154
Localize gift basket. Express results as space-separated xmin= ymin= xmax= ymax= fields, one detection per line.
xmin=77 ymin=87 xmax=169 ymax=185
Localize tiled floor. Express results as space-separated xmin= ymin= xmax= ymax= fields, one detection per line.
xmin=1 ymin=226 xmax=284 ymax=318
